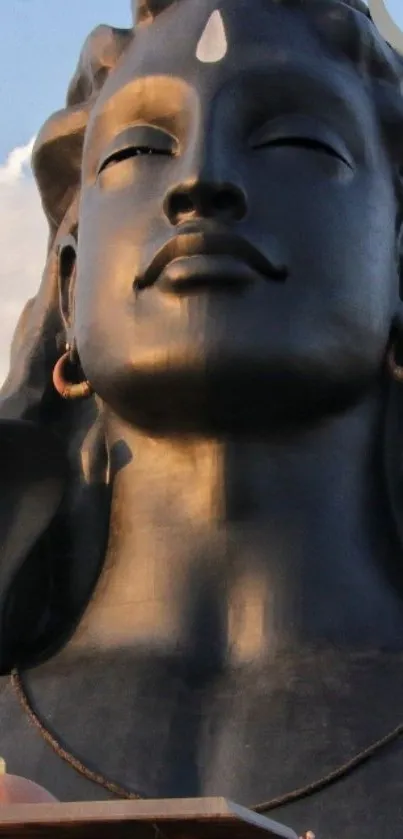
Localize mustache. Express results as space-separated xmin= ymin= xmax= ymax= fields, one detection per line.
xmin=136 ymin=224 xmax=288 ymax=289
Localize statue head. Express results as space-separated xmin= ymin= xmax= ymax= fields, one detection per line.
xmin=1 ymin=0 xmax=403 ymax=670
xmin=64 ymin=0 xmax=403 ymax=432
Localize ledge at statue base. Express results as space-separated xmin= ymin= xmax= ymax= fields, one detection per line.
xmin=0 ymin=798 xmax=299 ymax=839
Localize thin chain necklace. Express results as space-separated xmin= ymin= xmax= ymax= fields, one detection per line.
xmin=10 ymin=668 xmax=403 ymax=816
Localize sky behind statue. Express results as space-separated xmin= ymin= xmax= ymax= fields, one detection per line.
xmin=0 ymin=0 xmax=401 ymax=384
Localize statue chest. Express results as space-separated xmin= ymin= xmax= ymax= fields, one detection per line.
xmin=0 ymin=649 xmax=402 ymax=839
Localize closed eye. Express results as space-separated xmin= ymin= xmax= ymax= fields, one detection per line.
xmin=262 ymin=135 xmax=347 ymax=163
xmin=99 ymin=145 xmax=173 ymax=173
xmin=249 ymin=115 xmax=354 ymax=170
xmin=98 ymin=125 xmax=178 ymax=176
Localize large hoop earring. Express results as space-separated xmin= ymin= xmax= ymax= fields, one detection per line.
xmin=387 ymin=342 xmax=403 ymax=383
xmin=52 ymin=347 xmax=93 ymax=400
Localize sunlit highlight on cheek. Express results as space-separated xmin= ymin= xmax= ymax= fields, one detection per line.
xmin=98 ymin=159 xmax=138 ymax=191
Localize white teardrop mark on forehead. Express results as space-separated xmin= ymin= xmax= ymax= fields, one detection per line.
xmin=196 ymin=10 xmax=228 ymax=63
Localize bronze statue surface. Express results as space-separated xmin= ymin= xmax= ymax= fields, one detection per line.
xmin=1 ymin=0 xmax=403 ymax=836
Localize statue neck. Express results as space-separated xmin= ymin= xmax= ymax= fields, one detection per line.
xmin=69 ymin=392 xmax=403 ymax=660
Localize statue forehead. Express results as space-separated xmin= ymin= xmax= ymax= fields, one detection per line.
xmin=132 ymin=0 xmax=337 ymax=24
xmin=118 ymin=0 xmax=321 ymax=80
xmin=134 ymin=0 xmax=265 ymax=24
xmin=133 ymin=0 xmax=370 ymax=25
xmin=133 ymin=0 xmax=311 ymax=37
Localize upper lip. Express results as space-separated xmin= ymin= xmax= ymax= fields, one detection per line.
xmin=136 ymin=223 xmax=288 ymax=289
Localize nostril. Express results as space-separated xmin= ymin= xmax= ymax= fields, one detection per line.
xmin=169 ymin=191 xmax=195 ymax=220
xmin=213 ymin=191 xmax=234 ymax=213
xmin=213 ymin=187 xmax=247 ymax=221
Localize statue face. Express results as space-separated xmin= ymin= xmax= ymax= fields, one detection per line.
xmin=74 ymin=0 xmax=400 ymax=431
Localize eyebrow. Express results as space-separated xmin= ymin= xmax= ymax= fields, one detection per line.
xmin=87 ymin=56 xmax=366 ymax=145
xmin=219 ymin=54 xmax=369 ymax=128
xmin=91 ymin=79 xmax=179 ymax=132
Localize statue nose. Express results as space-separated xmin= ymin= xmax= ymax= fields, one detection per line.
xmin=163 ymin=179 xmax=247 ymax=226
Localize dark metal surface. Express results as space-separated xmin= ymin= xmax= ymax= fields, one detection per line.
xmin=0 ymin=1 xmax=403 ymax=836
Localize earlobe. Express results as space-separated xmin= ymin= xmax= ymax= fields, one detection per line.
xmin=58 ymin=234 xmax=77 ymax=336
xmin=54 ymin=233 xmax=93 ymax=401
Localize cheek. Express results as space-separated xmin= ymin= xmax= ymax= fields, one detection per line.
xmin=253 ymin=164 xmax=397 ymax=310
xmin=75 ymin=194 xmax=168 ymax=317
xmin=73 ymin=209 xmax=179 ymax=377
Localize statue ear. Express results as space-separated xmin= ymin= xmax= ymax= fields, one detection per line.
xmin=0 ymin=420 xmax=67 ymax=673
xmin=58 ymin=234 xmax=77 ymax=341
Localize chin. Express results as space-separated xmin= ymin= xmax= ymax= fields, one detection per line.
xmin=90 ymin=346 xmax=379 ymax=435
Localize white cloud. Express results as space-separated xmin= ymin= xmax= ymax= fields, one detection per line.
xmin=0 ymin=137 xmax=35 ymax=185
xmin=0 ymin=139 xmax=48 ymax=384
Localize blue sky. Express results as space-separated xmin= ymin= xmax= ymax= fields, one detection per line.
xmin=0 ymin=1 xmax=131 ymax=161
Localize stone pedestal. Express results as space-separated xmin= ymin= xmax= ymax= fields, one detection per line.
xmin=0 ymin=797 xmax=298 ymax=838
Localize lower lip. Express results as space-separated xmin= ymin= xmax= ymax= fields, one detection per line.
xmin=156 ymin=255 xmax=262 ymax=294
